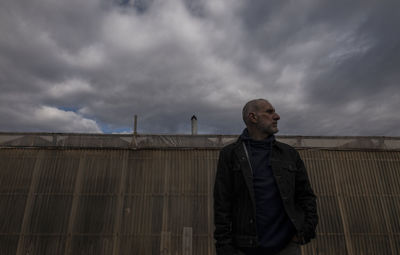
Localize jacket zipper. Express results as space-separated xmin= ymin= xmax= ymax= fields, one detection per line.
xmin=242 ymin=142 xmax=253 ymax=176
xmin=242 ymin=142 xmax=258 ymax=246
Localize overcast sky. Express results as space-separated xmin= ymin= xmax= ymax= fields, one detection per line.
xmin=1 ymin=0 xmax=399 ymax=136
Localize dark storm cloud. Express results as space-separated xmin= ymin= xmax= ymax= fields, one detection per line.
xmin=301 ymin=1 xmax=400 ymax=101
xmin=0 ymin=0 xmax=399 ymax=135
xmin=235 ymin=0 xmax=400 ymax=135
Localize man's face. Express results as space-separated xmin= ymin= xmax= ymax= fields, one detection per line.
xmin=253 ymin=101 xmax=280 ymax=135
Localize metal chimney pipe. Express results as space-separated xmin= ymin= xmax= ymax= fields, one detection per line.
xmin=191 ymin=115 xmax=197 ymax=135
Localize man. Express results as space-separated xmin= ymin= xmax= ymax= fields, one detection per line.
xmin=214 ymin=99 xmax=317 ymax=255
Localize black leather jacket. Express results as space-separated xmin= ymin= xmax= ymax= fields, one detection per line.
xmin=213 ymin=137 xmax=318 ymax=255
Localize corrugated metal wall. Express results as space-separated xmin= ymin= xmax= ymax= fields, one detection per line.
xmin=0 ymin=148 xmax=399 ymax=254
xmin=300 ymin=150 xmax=400 ymax=254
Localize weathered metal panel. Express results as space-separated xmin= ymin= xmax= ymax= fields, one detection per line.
xmin=298 ymin=150 xmax=400 ymax=254
xmin=119 ymin=235 xmax=161 ymax=255
xmin=0 ymin=235 xmax=19 ymax=255
xmin=18 ymin=235 xmax=67 ymax=254
xmin=35 ymin=152 xmax=80 ymax=194
xmin=70 ymin=236 xmax=114 ymax=254
xmin=0 ymin=149 xmax=38 ymax=193
xmin=27 ymin=195 xmax=72 ymax=234
xmin=1 ymin=147 xmax=400 ymax=254
xmin=80 ymin=150 xmax=124 ymax=194
xmin=119 ymin=150 xmax=217 ymax=255
xmin=0 ymin=194 xmax=27 ymax=233
xmin=73 ymin=195 xmax=118 ymax=234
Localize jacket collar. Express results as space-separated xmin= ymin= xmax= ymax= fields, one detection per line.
xmin=235 ymin=128 xmax=281 ymax=151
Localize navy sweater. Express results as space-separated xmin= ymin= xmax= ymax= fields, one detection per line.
xmin=240 ymin=129 xmax=296 ymax=254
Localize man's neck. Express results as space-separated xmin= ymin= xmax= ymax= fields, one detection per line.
xmin=247 ymin=129 xmax=271 ymax=141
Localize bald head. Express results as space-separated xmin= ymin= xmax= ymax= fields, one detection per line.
xmin=242 ymin=99 xmax=270 ymax=126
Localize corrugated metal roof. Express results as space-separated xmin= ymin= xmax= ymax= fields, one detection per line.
xmin=0 ymin=134 xmax=399 ymax=254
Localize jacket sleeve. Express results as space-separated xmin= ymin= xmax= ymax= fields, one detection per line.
xmin=213 ymin=149 xmax=240 ymax=255
xmin=294 ymin=150 xmax=318 ymax=244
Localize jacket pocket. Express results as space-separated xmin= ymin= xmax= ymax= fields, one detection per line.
xmin=274 ymin=163 xmax=297 ymax=197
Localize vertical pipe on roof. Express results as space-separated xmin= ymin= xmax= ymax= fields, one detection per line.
xmin=134 ymin=115 xmax=138 ymax=135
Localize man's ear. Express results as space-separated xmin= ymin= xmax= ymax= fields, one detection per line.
xmin=250 ymin=113 xmax=258 ymax=122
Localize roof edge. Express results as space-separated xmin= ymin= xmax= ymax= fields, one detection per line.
xmin=0 ymin=132 xmax=400 ymax=150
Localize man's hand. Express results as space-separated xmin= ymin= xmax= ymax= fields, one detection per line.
xmin=291 ymin=234 xmax=303 ymax=244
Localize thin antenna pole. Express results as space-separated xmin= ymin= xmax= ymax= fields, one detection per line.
xmin=134 ymin=115 xmax=137 ymax=135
